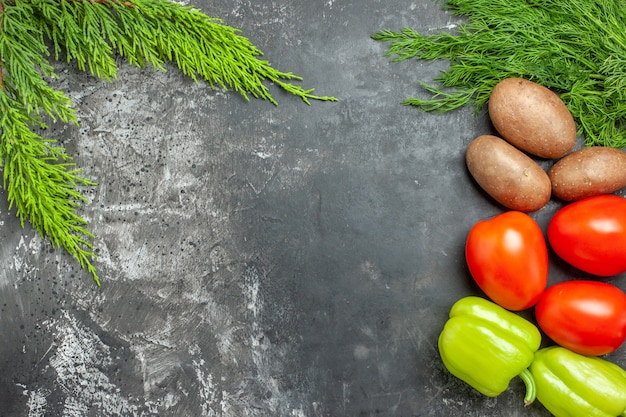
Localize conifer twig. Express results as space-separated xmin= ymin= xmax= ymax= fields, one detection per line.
xmin=0 ymin=0 xmax=336 ymax=285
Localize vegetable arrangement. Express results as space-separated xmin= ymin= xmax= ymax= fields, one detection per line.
xmin=372 ymin=1 xmax=626 ymax=414
xmin=383 ymin=49 xmax=626 ymax=415
xmin=439 ymin=78 xmax=626 ymax=416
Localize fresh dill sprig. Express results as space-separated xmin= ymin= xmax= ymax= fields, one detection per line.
xmin=0 ymin=0 xmax=337 ymax=285
xmin=372 ymin=0 xmax=626 ymax=148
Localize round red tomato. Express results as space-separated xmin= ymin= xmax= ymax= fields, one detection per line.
xmin=465 ymin=211 xmax=548 ymax=311
xmin=535 ymin=280 xmax=626 ymax=356
xmin=548 ymin=194 xmax=626 ymax=276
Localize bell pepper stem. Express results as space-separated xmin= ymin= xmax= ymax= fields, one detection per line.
xmin=519 ymin=368 xmax=536 ymax=406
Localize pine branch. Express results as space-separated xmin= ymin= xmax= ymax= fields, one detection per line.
xmin=0 ymin=0 xmax=337 ymax=284
xmin=0 ymin=0 xmax=98 ymax=283
xmin=0 ymin=95 xmax=99 ymax=284
xmin=31 ymin=0 xmax=338 ymax=104
xmin=2 ymin=0 xmax=77 ymax=123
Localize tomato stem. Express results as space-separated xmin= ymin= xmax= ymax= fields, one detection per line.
xmin=519 ymin=368 xmax=536 ymax=406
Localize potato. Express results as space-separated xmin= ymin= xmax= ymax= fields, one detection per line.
xmin=488 ymin=78 xmax=576 ymax=159
xmin=548 ymin=146 xmax=626 ymax=201
xmin=466 ymin=135 xmax=551 ymax=212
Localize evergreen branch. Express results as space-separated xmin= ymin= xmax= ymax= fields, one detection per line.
xmin=1 ymin=0 xmax=77 ymax=124
xmin=0 ymin=0 xmax=336 ymax=284
xmin=0 ymin=94 xmax=99 ymax=284
xmin=0 ymin=2 xmax=3 ymax=90
xmin=30 ymin=0 xmax=338 ymax=104
xmin=1 ymin=0 xmax=98 ymax=283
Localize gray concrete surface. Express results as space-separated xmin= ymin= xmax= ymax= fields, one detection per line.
xmin=1 ymin=0 xmax=624 ymax=416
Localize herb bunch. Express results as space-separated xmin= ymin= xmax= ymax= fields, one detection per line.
xmin=372 ymin=0 xmax=626 ymax=148
xmin=0 ymin=0 xmax=337 ymax=285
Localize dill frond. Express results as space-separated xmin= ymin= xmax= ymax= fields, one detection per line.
xmin=372 ymin=0 xmax=626 ymax=148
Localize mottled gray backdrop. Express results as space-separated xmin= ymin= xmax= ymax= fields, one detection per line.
xmin=1 ymin=1 xmax=624 ymax=416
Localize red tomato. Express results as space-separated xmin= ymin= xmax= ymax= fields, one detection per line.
xmin=465 ymin=211 xmax=548 ymax=311
xmin=535 ymin=280 xmax=626 ymax=356
xmin=548 ymin=194 xmax=626 ymax=276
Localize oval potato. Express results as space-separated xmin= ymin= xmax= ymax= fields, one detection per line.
xmin=549 ymin=146 xmax=626 ymax=201
xmin=466 ymin=135 xmax=551 ymax=212
xmin=488 ymin=78 xmax=576 ymax=159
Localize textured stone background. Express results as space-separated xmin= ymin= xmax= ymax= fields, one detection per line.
xmin=1 ymin=0 xmax=624 ymax=416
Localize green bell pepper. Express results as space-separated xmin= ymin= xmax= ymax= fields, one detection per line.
xmin=438 ymin=296 xmax=541 ymax=401
xmin=529 ymin=346 xmax=626 ymax=417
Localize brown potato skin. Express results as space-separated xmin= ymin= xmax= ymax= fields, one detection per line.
xmin=548 ymin=146 xmax=626 ymax=201
xmin=466 ymin=135 xmax=551 ymax=212
xmin=488 ymin=78 xmax=576 ymax=159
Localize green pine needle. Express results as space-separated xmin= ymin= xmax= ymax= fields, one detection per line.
xmin=0 ymin=0 xmax=337 ymax=285
xmin=372 ymin=0 xmax=626 ymax=148
xmin=0 ymin=96 xmax=99 ymax=283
